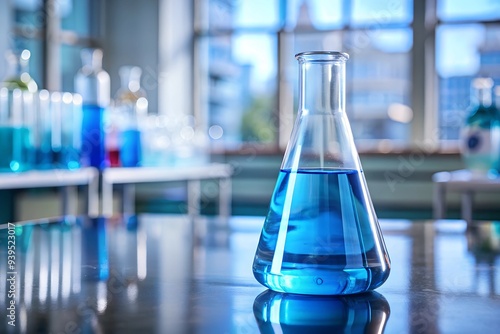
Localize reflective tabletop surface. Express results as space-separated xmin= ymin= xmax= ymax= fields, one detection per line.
xmin=1 ymin=215 xmax=500 ymax=333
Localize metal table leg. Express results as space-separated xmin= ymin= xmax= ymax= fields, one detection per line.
xmin=88 ymin=169 xmax=100 ymax=217
xmin=187 ymin=179 xmax=201 ymax=216
xmin=433 ymin=183 xmax=446 ymax=219
xmin=461 ymin=191 xmax=473 ymax=222
xmin=61 ymin=185 xmax=78 ymax=216
xmin=219 ymin=177 xmax=232 ymax=218
xmin=102 ymin=179 xmax=113 ymax=217
xmin=122 ymin=184 xmax=136 ymax=215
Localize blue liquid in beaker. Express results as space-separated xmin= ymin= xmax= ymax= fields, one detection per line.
xmin=120 ymin=129 xmax=142 ymax=167
xmin=59 ymin=146 xmax=81 ymax=170
xmin=0 ymin=126 xmax=32 ymax=172
xmin=81 ymin=104 xmax=106 ymax=169
xmin=253 ymin=168 xmax=390 ymax=295
xmin=34 ymin=147 xmax=54 ymax=169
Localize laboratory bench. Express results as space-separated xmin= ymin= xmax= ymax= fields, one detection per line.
xmin=0 ymin=214 xmax=499 ymax=333
xmin=0 ymin=167 xmax=99 ymax=217
xmin=433 ymin=169 xmax=500 ymax=222
xmin=101 ymin=163 xmax=232 ymax=217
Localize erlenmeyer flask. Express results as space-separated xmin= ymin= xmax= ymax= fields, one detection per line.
xmin=252 ymin=51 xmax=390 ymax=295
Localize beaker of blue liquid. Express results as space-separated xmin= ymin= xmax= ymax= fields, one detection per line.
xmin=0 ymin=88 xmax=35 ymax=172
xmin=0 ymin=50 xmax=37 ymax=172
xmin=252 ymin=51 xmax=391 ymax=295
xmin=33 ymin=91 xmax=82 ymax=170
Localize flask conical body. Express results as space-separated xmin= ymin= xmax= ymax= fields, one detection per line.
xmin=252 ymin=51 xmax=390 ymax=295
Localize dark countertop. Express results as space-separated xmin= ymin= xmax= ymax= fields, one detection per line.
xmin=1 ymin=215 xmax=499 ymax=333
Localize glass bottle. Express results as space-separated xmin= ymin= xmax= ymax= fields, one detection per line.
xmin=252 ymin=51 xmax=391 ymax=295
xmin=460 ymin=78 xmax=500 ymax=176
xmin=112 ymin=66 xmax=147 ymax=167
xmin=75 ymin=48 xmax=110 ymax=170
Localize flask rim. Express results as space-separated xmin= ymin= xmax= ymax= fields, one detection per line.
xmin=295 ymin=51 xmax=349 ymax=62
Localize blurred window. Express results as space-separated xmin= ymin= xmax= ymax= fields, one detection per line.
xmin=196 ymin=0 xmax=413 ymax=150
xmin=436 ymin=1 xmax=500 ymax=142
xmin=9 ymin=0 xmax=100 ymax=92
xmin=351 ymin=0 xmax=413 ymax=26
xmin=437 ymin=0 xmax=500 ymax=22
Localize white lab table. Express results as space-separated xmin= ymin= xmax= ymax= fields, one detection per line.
xmin=432 ymin=169 xmax=500 ymax=221
xmin=101 ymin=163 xmax=233 ymax=217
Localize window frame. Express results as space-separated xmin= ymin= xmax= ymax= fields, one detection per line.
xmin=11 ymin=0 xmax=101 ymax=92
xmin=433 ymin=1 xmax=500 ymax=149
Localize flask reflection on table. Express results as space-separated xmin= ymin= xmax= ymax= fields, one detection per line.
xmin=253 ymin=290 xmax=390 ymax=333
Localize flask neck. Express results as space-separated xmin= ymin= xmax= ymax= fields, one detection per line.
xmin=282 ymin=52 xmax=356 ymax=171
xmin=115 ymin=66 xmax=146 ymax=106
xmin=470 ymin=78 xmax=494 ymax=108
xmin=81 ymin=48 xmax=103 ymax=73
xmin=473 ymin=87 xmax=493 ymax=108
xmin=119 ymin=66 xmax=142 ymax=93
xmin=76 ymin=48 xmax=110 ymax=107
xmin=298 ymin=58 xmax=346 ymax=115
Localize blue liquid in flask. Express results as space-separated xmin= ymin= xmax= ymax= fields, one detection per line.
xmin=253 ymin=168 xmax=390 ymax=295
xmin=59 ymin=145 xmax=80 ymax=170
xmin=81 ymin=104 xmax=107 ymax=169
xmin=120 ymin=129 xmax=142 ymax=167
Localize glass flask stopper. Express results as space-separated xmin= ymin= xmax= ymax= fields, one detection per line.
xmin=252 ymin=51 xmax=391 ymax=295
